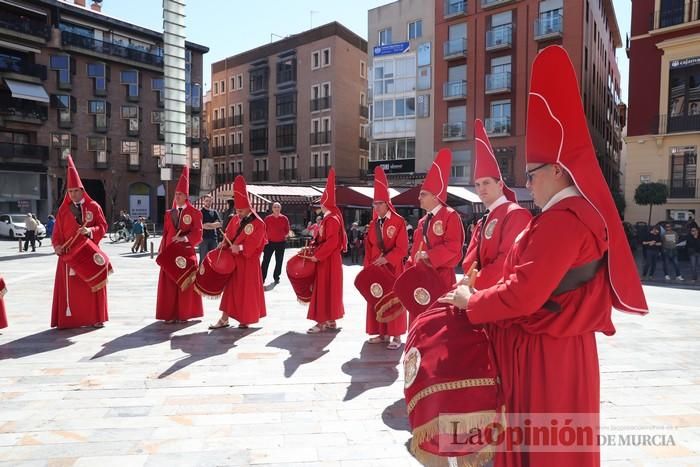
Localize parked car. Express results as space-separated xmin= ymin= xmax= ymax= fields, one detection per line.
xmin=0 ymin=213 xmax=47 ymax=239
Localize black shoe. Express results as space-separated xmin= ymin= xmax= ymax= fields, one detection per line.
xmin=274 ymin=279 xmax=280 ymax=284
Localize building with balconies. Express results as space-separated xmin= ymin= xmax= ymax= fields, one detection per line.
xmin=623 ymin=0 xmax=700 ymax=223
xmin=430 ymin=0 xmax=623 ymax=190
xmin=0 ymin=0 xmax=207 ymax=222
xmin=208 ymin=22 xmax=368 ymax=185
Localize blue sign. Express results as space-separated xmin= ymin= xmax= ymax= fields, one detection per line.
xmin=373 ymin=42 xmax=410 ymax=57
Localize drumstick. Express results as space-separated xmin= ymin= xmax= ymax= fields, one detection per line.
xmin=61 ymin=219 xmax=88 ymax=253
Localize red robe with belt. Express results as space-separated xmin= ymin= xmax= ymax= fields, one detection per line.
xmin=51 ymin=200 xmax=109 ymax=329
xmin=219 ymin=214 xmax=267 ymax=324
xmin=406 ymin=206 xmax=464 ymax=322
xmin=462 ymin=201 xmax=531 ymax=289
xmin=363 ymin=212 xmax=409 ymax=336
xmin=307 ymin=212 xmax=345 ymax=323
xmin=155 ymin=205 xmax=204 ymax=321
xmin=467 ymin=196 xmax=614 ymax=467
xmin=0 ymin=276 xmax=7 ymax=329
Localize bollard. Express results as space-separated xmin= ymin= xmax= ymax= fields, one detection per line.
xmin=150 ymin=241 xmax=154 ymax=259
xmin=18 ymin=238 xmax=22 ymax=253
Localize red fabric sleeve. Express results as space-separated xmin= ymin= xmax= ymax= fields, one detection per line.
xmin=427 ymin=212 xmax=464 ymax=268
xmin=314 ymin=217 xmax=341 ymax=261
xmin=186 ymin=210 xmax=203 ymax=247
xmin=384 ymin=223 xmax=409 ymax=266
xmin=88 ymin=203 xmax=108 ymax=244
xmin=363 ymin=220 xmax=375 ymax=267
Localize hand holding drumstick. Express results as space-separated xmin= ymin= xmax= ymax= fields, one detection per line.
xmin=438 ymin=261 xmax=479 ymax=310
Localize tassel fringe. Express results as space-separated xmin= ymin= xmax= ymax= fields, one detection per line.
xmin=375 ymin=296 xmax=403 ymax=323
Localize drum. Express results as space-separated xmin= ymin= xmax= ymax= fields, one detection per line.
xmin=156 ymin=240 xmax=198 ymax=291
xmin=286 ymin=248 xmax=316 ymax=303
xmin=354 ymin=264 xmax=396 ymax=306
xmin=194 ymin=247 xmax=236 ymax=298
xmin=62 ymin=235 xmax=112 ymax=292
xmin=404 ymin=305 xmax=501 ymax=466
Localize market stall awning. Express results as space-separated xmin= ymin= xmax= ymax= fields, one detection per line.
xmin=197 ymin=183 xmax=322 ymax=213
xmin=391 ymin=185 xmax=480 ymax=208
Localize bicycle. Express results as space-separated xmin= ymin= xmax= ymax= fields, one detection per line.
xmin=109 ymin=221 xmax=130 ymax=243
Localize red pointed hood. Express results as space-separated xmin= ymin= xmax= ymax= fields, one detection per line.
xmin=62 ymin=155 xmax=93 ymax=205
xmin=474 ymin=119 xmax=517 ymax=203
xmin=319 ymin=167 xmax=337 ymax=210
xmin=233 ymin=175 xmax=252 ymax=211
xmin=526 ymin=46 xmax=648 ymax=315
xmin=421 ymin=149 xmax=451 ymax=204
xmin=175 ymin=166 xmax=190 ymax=197
xmin=373 ymin=165 xmax=398 ymax=217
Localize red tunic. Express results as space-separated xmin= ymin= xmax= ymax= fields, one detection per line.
xmin=462 ymin=200 xmax=532 ymax=289
xmin=467 ymin=196 xmax=614 ymax=467
xmin=219 ymin=214 xmax=267 ymax=324
xmin=307 ymin=212 xmax=345 ymax=323
xmin=406 ymin=206 xmax=464 ymax=322
xmin=51 ymin=200 xmax=109 ymax=329
xmin=363 ymin=212 xmax=409 ymax=336
xmin=264 ymin=214 xmax=290 ymax=243
xmin=155 ymin=205 xmax=204 ymax=321
xmin=0 ymin=276 xmax=7 ymax=329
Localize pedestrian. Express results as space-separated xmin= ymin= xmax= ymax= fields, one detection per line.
xmin=462 ymin=119 xmax=532 ymax=289
xmin=155 ymin=166 xmax=204 ymax=323
xmin=23 ymin=212 xmax=37 ymax=252
xmin=32 ymin=214 xmax=44 ymax=247
xmin=347 ymin=222 xmax=362 ymax=264
xmin=661 ymin=222 xmax=684 ymax=280
xmin=210 ymin=175 xmax=267 ymax=329
xmin=221 ymin=199 xmax=235 ymax=231
xmin=131 ymin=217 xmax=145 ymax=253
xmin=141 ymin=217 xmax=149 ymax=252
xmin=686 ymin=226 xmax=700 ymax=282
xmin=306 ymin=168 xmax=347 ymax=333
xmin=46 ymin=214 xmax=55 ymax=238
xmin=51 ymin=156 xmax=109 ymax=329
xmin=362 ymin=166 xmax=408 ymax=349
xmin=405 ymin=148 xmax=465 ymax=324
xmin=0 ymin=275 xmax=7 ymax=330
xmin=261 ymin=202 xmax=290 ymax=285
xmin=438 ymin=46 xmax=648 ymax=467
xmin=640 ymin=225 xmax=662 ymax=279
xmin=199 ymin=194 xmax=222 ymax=264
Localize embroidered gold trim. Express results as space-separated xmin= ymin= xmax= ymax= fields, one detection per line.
xmin=407 ymin=378 xmax=497 ymax=414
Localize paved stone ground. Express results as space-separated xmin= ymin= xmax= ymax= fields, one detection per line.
xmin=0 ymin=238 xmax=699 ymax=466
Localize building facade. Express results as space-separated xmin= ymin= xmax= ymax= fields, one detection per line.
xmin=0 ymin=0 xmax=207 ymax=222
xmin=624 ymin=0 xmax=700 ymax=223
xmin=367 ymin=0 xmax=435 ymax=182
xmin=208 ymin=22 xmax=368 ymax=186
xmin=368 ymin=0 xmax=624 ymax=190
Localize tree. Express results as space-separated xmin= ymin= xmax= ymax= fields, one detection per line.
xmin=634 ymin=182 xmax=668 ymax=225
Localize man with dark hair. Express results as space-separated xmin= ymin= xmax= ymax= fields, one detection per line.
xmin=199 ymin=194 xmax=222 ymax=264
xmin=261 ymin=202 xmax=290 ymax=285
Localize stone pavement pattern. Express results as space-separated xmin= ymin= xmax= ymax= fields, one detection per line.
xmin=0 ymin=239 xmax=699 ymax=466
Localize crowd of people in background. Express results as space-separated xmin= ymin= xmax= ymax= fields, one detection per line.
xmin=639 ymin=216 xmax=700 ymax=282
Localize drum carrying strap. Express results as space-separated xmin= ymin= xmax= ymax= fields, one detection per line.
xmin=375 ymin=218 xmax=386 ymax=254
xmin=231 ymin=215 xmax=254 ymax=243
xmin=543 ymin=253 xmax=607 ymax=313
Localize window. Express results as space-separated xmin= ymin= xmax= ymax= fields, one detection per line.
xmin=379 ymin=28 xmax=392 ymax=45
xmin=237 ymin=74 xmax=243 ymax=89
xmin=121 ymin=140 xmax=139 ymax=154
xmin=213 ymin=81 xmax=218 ymax=95
xmin=667 ymin=63 xmax=700 ymax=133
xmin=361 ymin=61 xmax=366 ymax=78
xmin=408 ymin=20 xmax=422 ymax=40
xmin=369 ymin=138 xmax=416 ymax=162
xmin=312 ymin=51 xmax=320 ymax=70
xmin=249 ymin=68 xmax=268 ymax=93
xmin=373 ymin=55 xmax=416 ymax=96
xmin=277 ymin=57 xmax=297 ymax=84
xmin=670 ymin=146 xmax=697 ymax=197
xmin=87 ymin=136 xmax=108 ymax=164
xmin=220 ymin=79 xmax=225 ymax=93
xmin=122 ymin=105 xmax=139 ymax=119
xmin=322 ymin=48 xmax=331 ymax=67
xmin=152 ymin=78 xmax=164 ymax=106
xmin=250 ymin=98 xmax=268 ymax=122
xmin=276 ymin=123 xmax=296 ymax=149
xmin=152 ymin=143 xmax=166 ymax=157
xmin=250 ymin=127 xmax=268 ymax=153
xmin=87 ymin=62 xmax=108 ymax=94
xmin=88 ymin=100 xmax=109 ymax=131
xmin=52 ymin=94 xmax=75 ymax=126
xmin=120 ymin=70 xmax=139 ymax=99
xmin=254 ymin=158 xmax=268 ymax=181
xmin=276 ymin=92 xmax=297 ymax=117
xmin=50 ymin=55 xmax=72 ymax=88
xmin=51 ymin=133 xmax=74 ymax=161
xmin=230 ymin=75 xmax=236 ymax=91
xmin=489 ymin=100 xmax=512 ymax=134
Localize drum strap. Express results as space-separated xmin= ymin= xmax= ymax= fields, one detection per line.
xmin=543 ymin=253 xmax=607 ymax=312
xmin=231 ymin=215 xmax=254 ymax=243
xmin=375 ymin=218 xmax=386 ymax=254
xmin=69 ymin=203 xmax=83 ymax=225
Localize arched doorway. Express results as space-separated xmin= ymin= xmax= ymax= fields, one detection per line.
xmin=129 ymin=182 xmax=151 ymax=221
xmin=156 ymin=184 xmax=166 ymax=223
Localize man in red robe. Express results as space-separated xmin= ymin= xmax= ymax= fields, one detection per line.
xmin=439 ymin=47 xmax=648 ymax=467
xmin=51 ymin=156 xmax=109 ymax=329
xmin=405 ymin=149 xmax=464 ymax=324
xmin=307 ymin=168 xmax=347 ymax=333
xmin=210 ymin=175 xmax=267 ymax=329
xmin=363 ymin=166 xmax=409 ymax=349
xmin=155 ymin=166 xmax=204 ymax=323
xmin=0 ymin=276 xmax=7 ymax=330
xmin=462 ymin=119 xmax=531 ymax=289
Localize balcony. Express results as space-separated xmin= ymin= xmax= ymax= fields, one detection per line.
xmin=61 ymin=31 xmax=164 ymax=68
xmin=0 ymin=11 xmax=51 ymax=41
xmin=444 ymin=0 xmax=467 ymax=18
xmin=359 ymin=137 xmax=369 ymax=150
xmin=0 ymin=142 xmax=49 ymax=165
xmin=443 ymin=38 xmax=467 ymax=60
xmin=310 ymin=96 xmax=331 ymax=112
xmin=443 ymin=80 xmax=467 ymax=100
xmin=227 ymin=114 xmax=243 ymax=127
xmin=660 ymin=179 xmax=700 ymax=199
xmin=0 ymin=58 xmax=47 ymax=80
xmin=279 ymin=168 xmax=298 ymax=181
xmin=310 ymin=131 xmax=332 ymax=146
xmin=212 ymin=146 xmax=225 ymax=157
xmin=276 ymin=135 xmax=296 ymax=151
xmin=534 ymin=11 xmax=564 ymax=40
xmin=252 ymin=171 xmax=269 ymax=182
xmin=232 ymin=143 xmax=244 ymax=154
xmin=442 ymin=121 xmax=467 ymax=141
xmin=481 ymin=0 xmax=514 ymax=8
xmin=360 ymin=105 xmax=369 ymax=118
xmin=213 ymin=118 xmax=225 ymax=130
xmin=310 ymin=166 xmax=330 ymax=179
xmin=0 ymin=95 xmax=47 ymax=123
xmin=484 ymin=117 xmax=511 ymax=136
xmin=486 ymin=24 xmax=513 ymax=50
xmin=651 ymin=114 xmax=700 ymax=135
xmin=485 ymin=72 xmax=512 ymax=94
xmin=128 ymin=162 xmax=141 ymax=172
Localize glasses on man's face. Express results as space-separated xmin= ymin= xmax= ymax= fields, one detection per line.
xmin=525 ymin=163 xmax=549 ymax=183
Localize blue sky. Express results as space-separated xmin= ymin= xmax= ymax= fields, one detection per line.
xmin=102 ymin=0 xmax=631 ymax=100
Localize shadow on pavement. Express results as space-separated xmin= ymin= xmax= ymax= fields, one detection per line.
xmin=341 ymin=341 xmax=402 ymax=401
xmin=0 ymin=328 xmax=95 ymax=360
xmin=0 ymin=252 xmax=55 ymax=262
xmin=382 ymin=398 xmax=411 ymax=431
xmin=158 ymin=327 xmax=259 ymax=378
xmin=91 ymin=321 xmax=199 ymax=360
xmin=266 ymin=330 xmax=338 ymax=377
